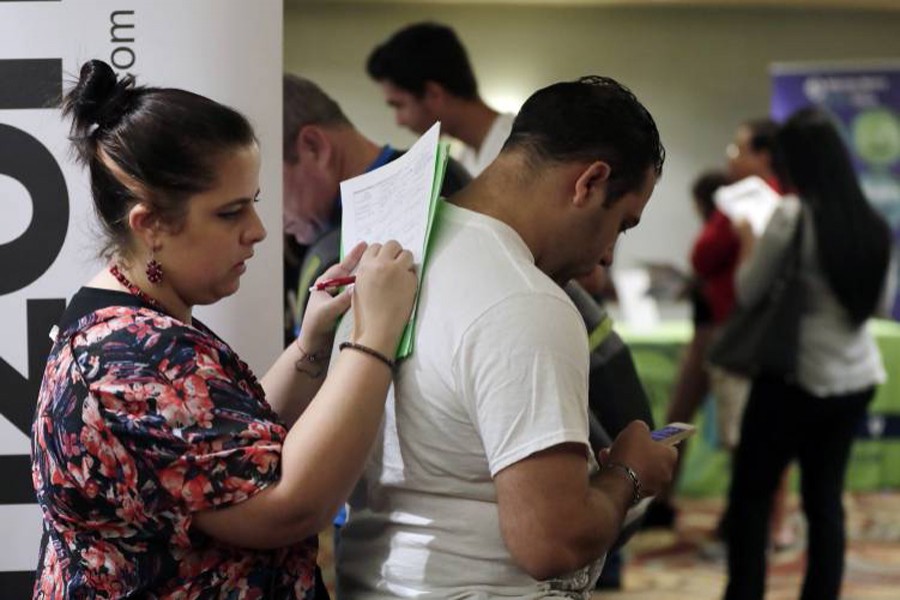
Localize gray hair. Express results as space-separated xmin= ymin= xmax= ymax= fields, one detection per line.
xmin=283 ymin=73 xmax=352 ymax=162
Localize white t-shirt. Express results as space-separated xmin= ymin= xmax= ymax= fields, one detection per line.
xmin=458 ymin=112 xmax=516 ymax=176
xmin=337 ymin=202 xmax=603 ymax=599
xmin=736 ymin=196 xmax=886 ymax=396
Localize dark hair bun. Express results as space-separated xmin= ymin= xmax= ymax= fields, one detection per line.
xmin=63 ymin=59 xmax=135 ymax=136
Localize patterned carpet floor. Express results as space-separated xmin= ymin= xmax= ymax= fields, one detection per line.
xmin=319 ymin=491 xmax=900 ymax=598
xmin=599 ymin=491 xmax=900 ymax=599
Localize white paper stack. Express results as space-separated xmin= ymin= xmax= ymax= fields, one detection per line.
xmin=714 ymin=175 xmax=781 ymax=235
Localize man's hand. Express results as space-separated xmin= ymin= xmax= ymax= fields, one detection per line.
xmin=602 ymin=420 xmax=678 ymax=499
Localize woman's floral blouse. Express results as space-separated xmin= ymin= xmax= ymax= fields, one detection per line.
xmin=31 ymin=288 xmax=319 ymax=598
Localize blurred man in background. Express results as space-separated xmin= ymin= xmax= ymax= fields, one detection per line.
xmin=366 ymin=21 xmax=514 ymax=177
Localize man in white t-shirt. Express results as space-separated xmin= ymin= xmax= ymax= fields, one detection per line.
xmin=366 ymin=22 xmax=515 ymax=176
xmin=337 ymin=76 xmax=678 ymax=599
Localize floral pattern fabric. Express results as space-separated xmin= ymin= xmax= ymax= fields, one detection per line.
xmin=31 ymin=289 xmax=319 ymax=598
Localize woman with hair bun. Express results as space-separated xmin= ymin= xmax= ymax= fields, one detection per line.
xmin=31 ymin=59 xmax=417 ymax=598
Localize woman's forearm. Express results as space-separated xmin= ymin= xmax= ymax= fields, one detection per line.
xmin=193 ymin=348 xmax=394 ymax=549
xmin=260 ymin=338 xmax=332 ymax=427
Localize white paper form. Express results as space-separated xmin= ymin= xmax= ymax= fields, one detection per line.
xmin=714 ymin=175 xmax=781 ymax=236
xmin=338 ymin=122 xmax=448 ymax=358
xmin=340 ymin=122 xmax=441 ymax=267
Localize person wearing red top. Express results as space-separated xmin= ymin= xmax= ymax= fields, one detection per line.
xmin=691 ymin=208 xmax=741 ymax=324
xmin=647 ymin=119 xmax=800 ymax=551
xmin=643 ymin=171 xmax=731 ymax=528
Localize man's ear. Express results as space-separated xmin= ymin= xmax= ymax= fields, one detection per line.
xmin=422 ymin=80 xmax=448 ymax=110
xmin=573 ymin=161 xmax=612 ymax=207
xmin=297 ymin=125 xmax=331 ymax=165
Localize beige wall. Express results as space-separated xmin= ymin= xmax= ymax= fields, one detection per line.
xmin=284 ymin=3 xmax=900 ymax=269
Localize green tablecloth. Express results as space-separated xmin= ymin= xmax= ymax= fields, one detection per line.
xmin=618 ymin=319 xmax=900 ymax=497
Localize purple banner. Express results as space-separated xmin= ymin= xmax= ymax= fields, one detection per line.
xmin=772 ymin=62 xmax=900 ymax=318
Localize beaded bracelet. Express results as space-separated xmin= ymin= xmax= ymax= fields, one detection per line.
xmin=338 ymin=341 xmax=396 ymax=372
xmin=605 ymin=461 xmax=643 ymax=507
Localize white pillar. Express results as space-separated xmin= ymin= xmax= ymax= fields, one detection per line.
xmin=0 ymin=1 xmax=283 ymax=593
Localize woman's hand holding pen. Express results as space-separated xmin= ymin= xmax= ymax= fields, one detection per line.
xmin=299 ymin=239 xmax=416 ymax=359
xmin=298 ymin=242 xmax=368 ymax=355
xmin=351 ymin=240 xmax=417 ymax=357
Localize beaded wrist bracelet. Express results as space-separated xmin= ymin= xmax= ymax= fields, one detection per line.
xmin=338 ymin=341 xmax=396 ymax=372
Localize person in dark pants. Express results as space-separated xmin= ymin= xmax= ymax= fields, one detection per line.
xmin=726 ymin=377 xmax=873 ymax=599
xmin=724 ymin=108 xmax=891 ymax=600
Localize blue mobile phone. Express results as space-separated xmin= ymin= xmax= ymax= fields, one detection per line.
xmin=650 ymin=422 xmax=696 ymax=446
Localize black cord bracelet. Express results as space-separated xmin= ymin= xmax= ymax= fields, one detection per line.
xmin=338 ymin=341 xmax=396 ymax=372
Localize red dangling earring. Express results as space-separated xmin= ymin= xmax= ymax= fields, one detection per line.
xmin=146 ymin=252 xmax=163 ymax=284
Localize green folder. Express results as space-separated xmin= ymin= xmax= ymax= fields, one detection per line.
xmin=337 ymin=139 xmax=450 ymax=360
xmin=395 ymin=140 xmax=450 ymax=358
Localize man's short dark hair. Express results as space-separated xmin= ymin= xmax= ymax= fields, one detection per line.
xmin=503 ymin=75 xmax=665 ymax=203
xmin=366 ymin=22 xmax=478 ymax=100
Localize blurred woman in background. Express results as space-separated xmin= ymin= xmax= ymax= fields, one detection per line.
xmin=724 ymin=107 xmax=891 ymax=600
